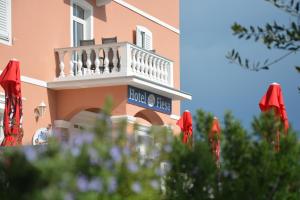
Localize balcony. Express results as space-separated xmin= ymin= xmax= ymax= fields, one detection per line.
xmin=48 ymin=42 xmax=191 ymax=100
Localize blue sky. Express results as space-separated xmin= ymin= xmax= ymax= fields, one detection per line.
xmin=180 ymin=0 xmax=300 ymax=131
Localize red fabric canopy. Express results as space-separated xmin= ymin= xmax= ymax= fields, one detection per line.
xmin=209 ymin=117 xmax=221 ymax=163
xmin=176 ymin=110 xmax=193 ymax=144
xmin=0 ymin=60 xmax=23 ymax=146
xmin=259 ymin=83 xmax=289 ymax=132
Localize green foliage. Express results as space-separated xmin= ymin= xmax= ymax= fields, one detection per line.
xmin=226 ymin=0 xmax=300 ymax=90
xmin=165 ymin=109 xmax=300 ymax=200
xmin=1 ymin=102 xmax=300 ymax=200
xmin=0 ymin=99 xmax=172 ymax=200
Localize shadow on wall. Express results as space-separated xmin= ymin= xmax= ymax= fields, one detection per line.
xmin=47 ymin=89 xmax=57 ymax=125
xmin=54 ymin=52 xmax=60 ymax=78
xmin=132 ymin=30 xmax=136 ymax=45
xmin=63 ymin=0 xmax=107 ymax=22
xmin=134 ymin=109 xmax=164 ymax=126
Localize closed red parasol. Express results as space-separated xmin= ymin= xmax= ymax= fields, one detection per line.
xmin=176 ymin=110 xmax=193 ymax=144
xmin=209 ymin=117 xmax=221 ymax=166
xmin=259 ymin=82 xmax=289 ymax=151
xmin=0 ymin=59 xmax=23 ymax=146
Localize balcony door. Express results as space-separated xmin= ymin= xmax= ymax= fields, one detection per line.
xmin=72 ymin=4 xmax=85 ymax=47
xmin=71 ymin=0 xmax=93 ymax=47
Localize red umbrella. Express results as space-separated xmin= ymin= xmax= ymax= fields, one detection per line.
xmin=209 ymin=117 xmax=221 ymax=165
xmin=176 ymin=110 xmax=193 ymax=144
xmin=259 ymin=82 xmax=289 ymax=151
xmin=0 ymin=59 xmax=23 ymax=146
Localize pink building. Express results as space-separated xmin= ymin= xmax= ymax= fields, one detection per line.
xmin=0 ymin=0 xmax=191 ymax=145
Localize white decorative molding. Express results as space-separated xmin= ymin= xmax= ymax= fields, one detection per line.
xmin=54 ymin=120 xmax=71 ymax=129
xmin=170 ymin=114 xmax=180 ymax=120
xmin=0 ymin=70 xmax=48 ymax=88
xmin=136 ymin=124 xmax=151 ymax=132
xmin=111 ymin=115 xmax=136 ymax=124
xmin=113 ymin=0 xmax=180 ymax=34
xmin=131 ymin=77 xmax=192 ymax=100
xmin=20 ymin=75 xmax=47 ymax=88
xmin=48 ymin=75 xmax=192 ymax=100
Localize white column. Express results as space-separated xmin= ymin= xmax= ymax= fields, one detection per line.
xmin=157 ymin=59 xmax=162 ymax=82
xmin=152 ymin=57 xmax=157 ymax=80
xmin=131 ymin=48 xmax=137 ymax=73
xmin=144 ymin=53 xmax=149 ymax=77
xmin=156 ymin=59 xmax=160 ymax=80
xmin=77 ymin=50 xmax=83 ymax=76
xmin=118 ymin=43 xmax=131 ymax=76
xmin=86 ymin=49 xmax=92 ymax=75
xmin=94 ymin=48 xmax=101 ymax=75
xmin=140 ymin=52 xmax=145 ymax=75
xmin=112 ymin=46 xmax=119 ymax=72
xmin=103 ymin=48 xmax=110 ymax=74
xmin=148 ymin=55 xmax=153 ymax=80
xmin=69 ymin=50 xmax=74 ymax=77
xmin=162 ymin=61 xmax=167 ymax=84
xmin=136 ymin=50 xmax=141 ymax=74
xmin=58 ymin=51 xmax=65 ymax=78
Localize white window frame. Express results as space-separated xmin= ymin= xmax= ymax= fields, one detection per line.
xmin=0 ymin=0 xmax=12 ymax=46
xmin=136 ymin=25 xmax=153 ymax=50
xmin=135 ymin=125 xmax=154 ymax=163
xmin=70 ymin=0 xmax=93 ymax=47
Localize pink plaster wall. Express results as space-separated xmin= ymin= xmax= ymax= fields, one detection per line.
xmin=0 ymin=0 xmax=70 ymax=81
xmin=123 ymin=0 xmax=179 ymax=29
xmin=55 ymin=86 xmax=128 ymax=120
xmin=0 ymin=0 xmax=180 ymax=87
xmin=0 ymin=0 xmax=181 ymax=141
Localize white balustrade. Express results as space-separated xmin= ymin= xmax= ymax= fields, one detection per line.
xmin=77 ymin=50 xmax=83 ymax=76
xmin=94 ymin=48 xmax=101 ymax=75
xmin=58 ymin=51 xmax=65 ymax=78
xmin=103 ymin=48 xmax=110 ymax=74
xmin=131 ymin=48 xmax=137 ymax=73
xmin=112 ymin=47 xmax=119 ymax=72
xmin=55 ymin=42 xmax=173 ymax=87
xmin=86 ymin=49 xmax=92 ymax=75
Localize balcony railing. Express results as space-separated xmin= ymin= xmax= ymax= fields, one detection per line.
xmin=55 ymin=42 xmax=174 ymax=87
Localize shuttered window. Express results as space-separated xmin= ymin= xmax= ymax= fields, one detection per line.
xmin=0 ymin=0 xmax=11 ymax=45
xmin=136 ymin=26 xmax=153 ymax=50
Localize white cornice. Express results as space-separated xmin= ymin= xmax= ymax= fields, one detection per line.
xmin=170 ymin=114 xmax=180 ymax=120
xmin=113 ymin=0 xmax=180 ymax=34
xmin=0 ymin=70 xmax=47 ymax=88
xmin=20 ymin=75 xmax=47 ymax=88
xmin=47 ymin=75 xmax=192 ymax=101
xmin=111 ymin=115 xmax=137 ymax=124
xmin=54 ymin=120 xmax=71 ymax=128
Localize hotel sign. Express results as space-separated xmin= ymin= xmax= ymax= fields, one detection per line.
xmin=128 ymin=86 xmax=172 ymax=114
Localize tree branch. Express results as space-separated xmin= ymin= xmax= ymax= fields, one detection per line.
xmin=265 ymin=0 xmax=300 ymax=17
xmin=226 ymin=49 xmax=298 ymax=71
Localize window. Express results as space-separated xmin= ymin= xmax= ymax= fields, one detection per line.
xmin=135 ymin=126 xmax=153 ymax=164
xmin=136 ymin=26 xmax=152 ymax=50
xmin=0 ymin=0 xmax=11 ymax=45
xmin=71 ymin=0 xmax=93 ymax=47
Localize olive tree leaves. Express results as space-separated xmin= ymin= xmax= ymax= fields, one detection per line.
xmin=226 ymin=0 xmax=300 ymax=91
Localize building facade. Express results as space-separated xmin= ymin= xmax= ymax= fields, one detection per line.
xmin=0 ymin=0 xmax=191 ymax=145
